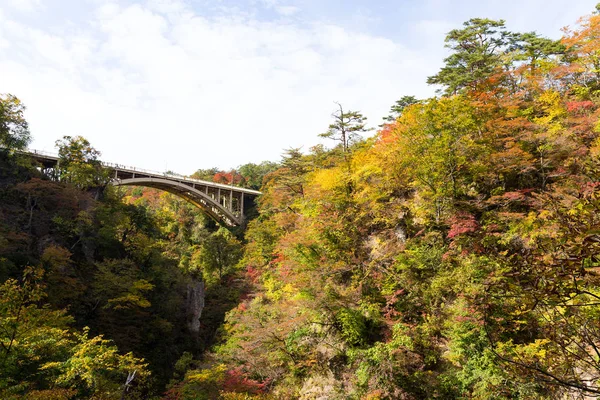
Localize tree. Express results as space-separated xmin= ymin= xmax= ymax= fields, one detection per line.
xmin=319 ymin=102 xmax=368 ymax=153
xmin=191 ymin=167 xmax=219 ymax=181
xmin=0 ymin=266 xmax=73 ymax=392
xmin=238 ymin=161 xmax=280 ymax=190
xmin=55 ymin=136 xmax=109 ymax=189
xmin=382 ymin=95 xmax=420 ymax=124
xmin=196 ymin=228 xmax=242 ymax=281
xmin=510 ymin=32 xmax=565 ymax=74
xmin=0 ymin=94 xmax=30 ymax=151
xmin=265 ymin=148 xmax=311 ymax=199
xmin=562 ymin=5 xmax=600 ymax=88
xmin=427 ymin=18 xmax=513 ymax=94
xmin=213 ymin=170 xmax=244 ymax=185
xmin=42 ymin=327 xmax=149 ymax=398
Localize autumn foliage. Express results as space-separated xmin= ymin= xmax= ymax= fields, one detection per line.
xmin=179 ymin=6 xmax=600 ymax=399
xmin=4 ymin=4 xmax=600 ymax=400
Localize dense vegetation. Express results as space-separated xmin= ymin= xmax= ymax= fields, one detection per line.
xmin=3 ymin=4 xmax=600 ymax=399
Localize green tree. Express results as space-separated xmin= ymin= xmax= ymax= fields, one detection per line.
xmin=191 ymin=167 xmax=219 ymax=181
xmin=264 ymin=148 xmax=311 ymax=200
xmin=427 ymin=18 xmax=512 ymax=94
xmin=510 ymin=32 xmax=565 ymax=74
xmin=55 ymin=136 xmax=109 ymax=189
xmin=237 ymin=161 xmax=280 ymax=190
xmin=382 ymin=95 xmax=420 ymax=124
xmin=196 ymin=228 xmax=242 ymax=281
xmin=0 ymin=94 xmax=30 ymax=151
xmin=0 ymin=267 xmax=72 ymax=393
xmin=319 ymin=102 xmax=368 ymax=153
xmin=42 ymin=327 xmax=149 ymax=399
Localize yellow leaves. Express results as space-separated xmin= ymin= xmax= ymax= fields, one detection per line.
xmin=537 ymin=89 xmax=561 ymax=107
xmin=513 ymin=339 xmax=551 ymax=361
xmin=307 ymin=166 xmax=346 ymax=193
xmin=537 ymin=209 xmax=552 ymax=220
xmin=534 ymin=90 xmax=566 ymax=134
xmin=41 ymin=326 xmax=149 ymax=395
xmin=592 ymin=127 xmax=600 ymax=158
xmin=351 ymin=148 xmax=383 ymax=180
xmin=41 ymin=245 xmax=72 ymax=267
xmin=263 ymin=273 xmax=297 ymax=302
xmin=567 ymin=202 xmax=584 ymax=216
xmin=187 ymin=363 xmax=227 ymax=383
xmin=15 ymin=388 xmax=77 ymax=400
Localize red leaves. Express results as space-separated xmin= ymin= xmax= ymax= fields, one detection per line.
xmin=581 ymin=181 xmax=600 ymax=198
xmin=245 ymin=265 xmax=262 ymax=283
xmin=447 ymin=212 xmax=480 ymax=239
xmin=503 ymin=189 xmax=533 ymax=201
xmin=383 ymin=289 xmax=405 ymax=323
xmin=488 ymin=188 xmax=535 ymax=207
xmin=566 ymin=100 xmax=595 ymax=114
xmin=222 ymin=368 xmax=268 ymax=394
xmin=213 ymin=171 xmax=244 ymax=185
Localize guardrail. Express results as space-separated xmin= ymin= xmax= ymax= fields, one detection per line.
xmin=25 ymin=148 xmax=262 ymax=195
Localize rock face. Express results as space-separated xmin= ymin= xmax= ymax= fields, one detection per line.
xmin=186 ymin=279 xmax=205 ymax=334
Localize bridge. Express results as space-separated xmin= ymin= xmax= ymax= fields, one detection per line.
xmin=26 ymin=150 xmax=262 ymax=227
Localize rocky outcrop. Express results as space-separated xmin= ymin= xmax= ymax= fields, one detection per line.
xmin=186 ymin=279 xmax=205 ymax=334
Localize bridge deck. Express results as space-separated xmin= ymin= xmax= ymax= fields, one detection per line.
xmin=26 ymin=149 xmax=261 ymax=196
xmin=25 ymin=149 xmax=261 ymax=226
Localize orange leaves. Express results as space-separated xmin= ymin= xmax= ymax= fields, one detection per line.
xmin=377 ymin=122 xmax=397 ymax=145
xmin=562 ymin=12 xmax=600 ymax=62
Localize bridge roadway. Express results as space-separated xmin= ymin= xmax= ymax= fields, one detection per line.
xmin=26 ymin=149 xmax=261 ymax=227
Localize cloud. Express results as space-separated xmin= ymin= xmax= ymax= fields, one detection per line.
xmin=0 ymin=0 xmax=435 ymax=172
xmin=4 ymin=0 xmax=43 ymax=13
xmin=4 ymin=0 xmax=595 ymax=174
xmin=275 ymin=5 xmax=300 ymax=16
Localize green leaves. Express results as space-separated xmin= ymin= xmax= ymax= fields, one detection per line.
xmin=0 ymin=268 xmax=73 ymax=393
xmin=0 ymin=267 xmax=150 ymax=398
xmin=319 ymin=102 xmax=369 ymax=153
xmin=381 ymin=95 xmax=420 ymax=125
xmin=195 ymin=228 xmax=243 ymax=282
xmin=55 ymin=136 xmax=110 ymax=189
xmin=42 ymin=327 xmax=148 ymax=397
xmin=93 ymin=259 xmax=154 ymax=311
xmin=427 ymin=18 xmax=511 ymax=94
xmin=0 ymin=94 xmax=30 ymax=151
xmin=427 ymin=19 xmax=563 ymax=95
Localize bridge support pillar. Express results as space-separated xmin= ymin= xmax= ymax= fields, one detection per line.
xmin=240 ymin=193 xmax=244 ymax=222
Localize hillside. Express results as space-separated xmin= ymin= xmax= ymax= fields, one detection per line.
xmin=2 ymin=4 xmax=600 ymax=399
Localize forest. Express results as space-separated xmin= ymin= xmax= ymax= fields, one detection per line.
xmin=2 ymin=3 xmax=600 ymax=399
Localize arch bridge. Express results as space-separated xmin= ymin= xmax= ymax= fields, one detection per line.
xmin=26 ymin=150 xmax=261 ymax=227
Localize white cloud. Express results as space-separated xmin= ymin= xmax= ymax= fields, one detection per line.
xmin=4 ymin=0 xmax=42 ymax=13
xmin=15 ymin=0 xmax=594 ymax=174
xmin=275 ymin=5 xmax=300 ymax=16
xmin=13 ymin=0 xmax=592 ymax=173
xmin=0 ymin=0 xmax=435 ymax=172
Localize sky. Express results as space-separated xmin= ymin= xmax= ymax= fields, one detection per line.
xmin=1 ymin=0 xmax=597 ymax=174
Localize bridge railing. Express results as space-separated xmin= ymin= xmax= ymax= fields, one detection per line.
xmin=28 ymin=148 xmax=59 ymax=159
xmin=25 ymin=148 xmax=262 ymax=195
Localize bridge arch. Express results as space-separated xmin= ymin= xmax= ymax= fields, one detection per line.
xmin=112 ymin=177 xmax=244 ymax=227
xmin=24 ymin=149 xmax=261 ymax=227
